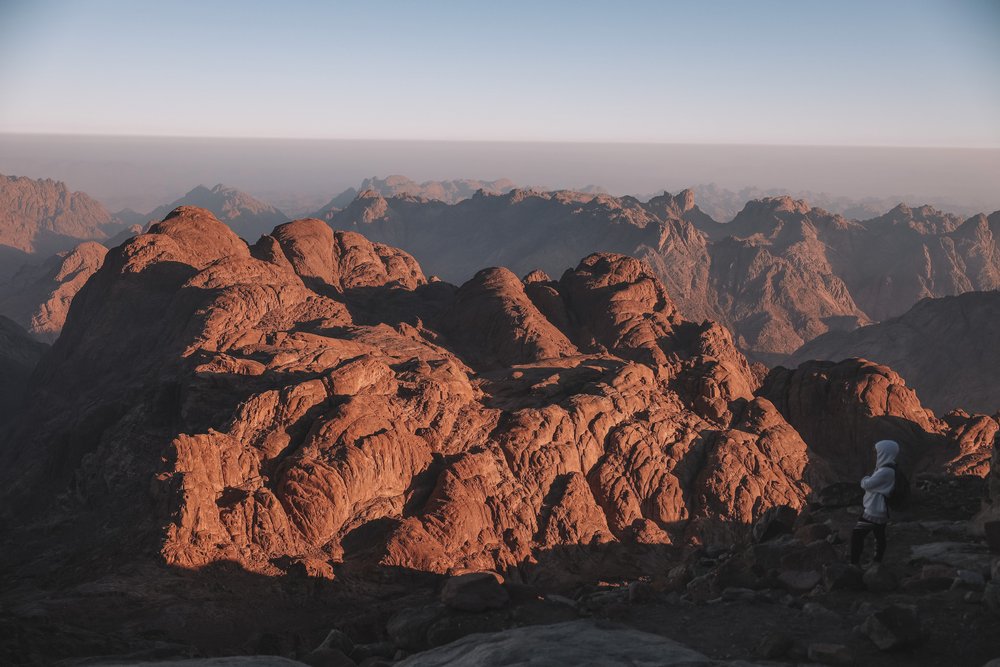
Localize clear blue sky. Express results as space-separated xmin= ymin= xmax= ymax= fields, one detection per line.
xmin=0 ymin=0 xmax=997 ymax=146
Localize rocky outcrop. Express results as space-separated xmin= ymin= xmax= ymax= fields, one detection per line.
xmin=1 ymin=206 xmax=991 ymax=588
xmin=758 ymin=359 xmax=945 ymax=479
xmin=790 ymin=291 xmax=1000 ymax=415
xmin=0 ymin=241 xmax=108 ymax=342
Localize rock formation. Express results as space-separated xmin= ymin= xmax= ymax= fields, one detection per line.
xmin=315 ymin=175 xmax=517 ymax=216
xmin=790 ymin=291 xmax=1000 ymax=415
xmin=0 ymin=174 xmax=121 ymax=278
xmin=2 ymin=206 xmax=992 ymax=593
xmin=324 ymin=189 xmax=1000 ymax=363
xmin=0 ymin=241 xmax=108 ymax=342
xmin=127 ymin=184 xmax=288 ymax=242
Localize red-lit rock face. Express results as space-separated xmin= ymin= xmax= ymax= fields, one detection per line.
xmin=1 ymin=206 xmax=990 ymax=582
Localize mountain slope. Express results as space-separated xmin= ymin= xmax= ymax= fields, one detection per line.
xmin=0 ymin=175 xmax=119 ymax=275
xmin=326 ymin=189 xmax=1000 ymax=362
xmin=0 ymin=241 xmax=109 ymax=342
xmin=315 ymin=175 xmax=517 ymax=216
xmin=789 ymin=290 xmax=1000 ymax=415
xmin=0 ymin=315 xmax=47 ymax=423
xmin=134 ymin=184 xmax=288 ymax=241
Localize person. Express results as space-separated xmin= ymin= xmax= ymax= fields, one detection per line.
xmin=850 ymin=439 xmax=899 ymax=566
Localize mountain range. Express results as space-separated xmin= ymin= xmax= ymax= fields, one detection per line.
xmin=0 ymin=204 xmax=997 ymax=665
xmin=324 ymin=187 xmax=1000 ymax=364
xmin=1 ymin=173 xmax=997 ymax=404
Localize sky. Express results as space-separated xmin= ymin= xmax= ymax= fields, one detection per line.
xmin=0 ymin=0 xmax=998 ymax=147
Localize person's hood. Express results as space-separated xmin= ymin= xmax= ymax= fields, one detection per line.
xmin=874 ymin=439 xmax=900 ymax=468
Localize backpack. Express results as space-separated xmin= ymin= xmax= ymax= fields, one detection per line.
xmin=886 ymin=463 xmax=910 ymax=509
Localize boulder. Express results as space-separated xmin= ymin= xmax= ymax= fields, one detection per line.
xmin=910 ymin=542 xmax=993 ymax=576
xmin=822 ymin=563 xmax=864 ymax=591
xmin=752 ymin=504 xmax=797 ymax=543
xmin=387 ymin=605 xmax=447 ymax=651
xmin=863 ymin=564 xmax=899 ymax=593
xmin=440 ymin=572 xmax=509 ymax=612
xmin=814 ymin=482 xmax=864 ymax=509
xmin=860 ymin=604 xmax=921 ymax=650
xmin=425 ymin=610 xmax=509 ymax=647
xmin=951 ymin=569 xmax=986 ymax=591
xmin=777 ymin=569 xmax=821 ymax=593
xmin=756 ymin=631 xmax=793 ymax=659
xmin=803 ymin=602 xmax=841 ymax=624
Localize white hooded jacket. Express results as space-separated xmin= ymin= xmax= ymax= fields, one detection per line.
xmin=860 ymin=439 xmax=899 ymax=522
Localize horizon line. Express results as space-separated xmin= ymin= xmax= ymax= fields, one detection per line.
xmin=2 ymin=130 xmax=998 ymax=152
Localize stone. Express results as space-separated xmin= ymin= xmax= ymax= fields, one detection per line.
xmin=756 ymin=631 xmax=793 ymax=659
xmin=777 ymin=569 xmax=821 ymax=593
xmin=752 ymin=504 xmax=798 ymax=543
xmin=779 ymin=540 xmax=838 ymax=571
xmin=813 ymin=482 xmax=865 ymax=509
xmin=822 ymin=563 xmax=865 ymax=591
xmin=807 ymin=642 xmax=853 ymax=665
xmin=860 ymin=604 xmax=921 ymax=650
xmin=910 ymin=542 xmax=993 ymax=576
xmin=863 ymin=564 xmax=899 ymax=593
xmin=425 ymin=610 xmax=509 ymax=647
xmin=440 ymin=572 xmax=509 ymax=612
xmin=685 ymin=573 xmax=716 ymax=603
xmin=387 ymin=605 xmax=446 ymax=651
xmin=803 ymin=602 xmax=841 ymax=624
xmin=952 ymin=569 xmax=986 ymax=591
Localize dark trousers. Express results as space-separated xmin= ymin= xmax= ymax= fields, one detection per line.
xmin=850 ymin=517 xmax=887 ymax=564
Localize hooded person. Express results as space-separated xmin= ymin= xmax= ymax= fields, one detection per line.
xmin=850 ymin=439 xmax=899 ymax=566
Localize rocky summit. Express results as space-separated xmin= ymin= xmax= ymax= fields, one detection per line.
xmin=1 ymin=206 xmax=998 ymax=665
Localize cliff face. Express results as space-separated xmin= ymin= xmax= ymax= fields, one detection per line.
xmin=0 ymin=316 xmax=47 ymax=423
xmin=2 ymin=206 xmax=990 ymax=583
xmin=0 ymin=174 xmax=118 ymax=264
xmin=0 ymin=241 xmax=108 ymax=342
xmin=789 ymin=291 xmax=1000 ymax=415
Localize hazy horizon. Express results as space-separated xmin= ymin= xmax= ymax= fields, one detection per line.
xmin=2 ymin=133 xmax=998 ymax=216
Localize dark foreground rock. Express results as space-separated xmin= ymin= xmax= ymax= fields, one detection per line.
xmin=395 ymin=620 xmax=717 ymax=666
